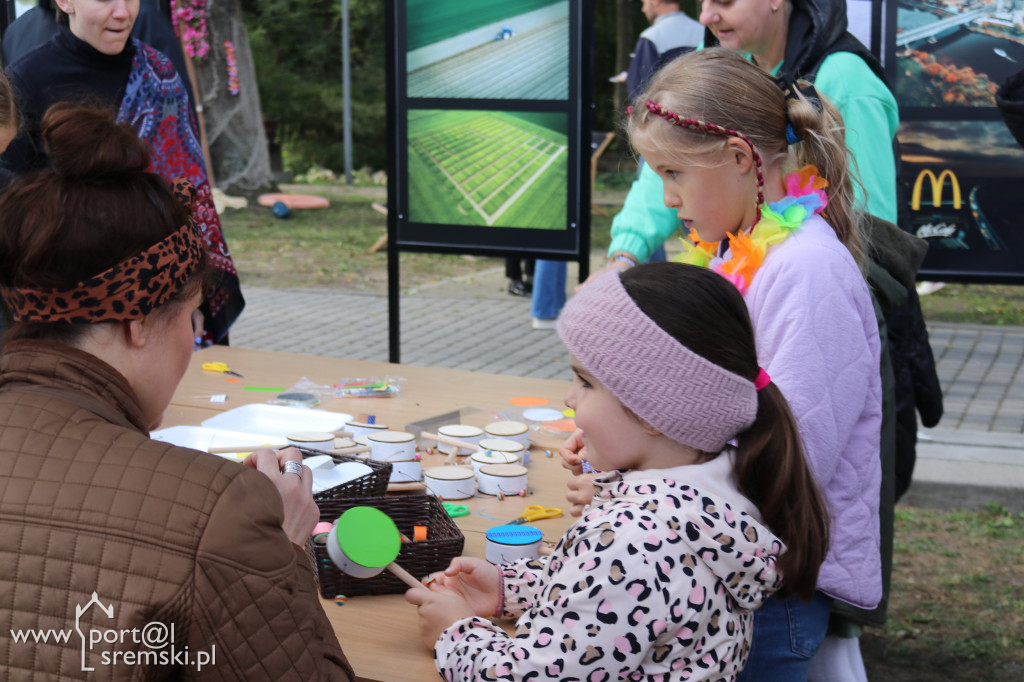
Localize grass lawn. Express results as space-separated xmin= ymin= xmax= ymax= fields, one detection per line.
xmin=219 ymin=186 xmax=612 ymax=291
xmin=220 ymin=184 xmax=1024 ymax=326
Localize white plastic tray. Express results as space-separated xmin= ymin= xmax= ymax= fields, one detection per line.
xmin=150 ymin=426 xmax=287 ymax=456
xmin=200 ymin=404 xmax=353 ymax=439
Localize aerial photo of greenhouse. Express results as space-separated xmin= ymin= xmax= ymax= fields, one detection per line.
xmin=408 ymin=110 xmax=567 ymax=229
xmin=406 ymin=0 xmax=568 ymax=100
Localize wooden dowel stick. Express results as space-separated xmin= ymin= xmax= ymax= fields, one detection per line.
xmin=207 ymin=444 xmax=278 ymax=454
xmin=421 ymin=431 xmax=479 ymax=451
xmin=331 ymin=445 xmax=372 ymax=455
xmin=387 ymin=481 xmax=426 ymax=492
xmin=420 ymin=431 xmax=479 ymax=465
xmin=387 ymin=562 xmax=423 ymax=590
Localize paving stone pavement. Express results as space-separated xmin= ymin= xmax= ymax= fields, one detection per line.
xmin=229 ymin=270 xmax=1024 ymax=511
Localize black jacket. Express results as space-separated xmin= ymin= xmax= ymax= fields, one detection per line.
xmin=996 ymin=67 xmax=1024 ymax=148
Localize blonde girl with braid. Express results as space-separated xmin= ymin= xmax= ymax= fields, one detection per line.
xmin=562 ymin=48 xmax=884 ymax=681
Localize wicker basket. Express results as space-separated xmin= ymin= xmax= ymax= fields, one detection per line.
xmin=295 ymin=447 xmax=392 ymax=512
xmin=314 ymin=494 xmax=465 ymax=598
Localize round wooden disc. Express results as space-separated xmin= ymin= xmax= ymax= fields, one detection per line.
xmin=334 ymin=506 xmax=400 ymax=568
xmin=423 ymin=466 xmax=474 ymax=481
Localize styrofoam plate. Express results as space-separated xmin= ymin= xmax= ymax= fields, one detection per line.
xmin=150 ymin=425 xmax=287 ymax=457
xmin=200 ymin=404 xmax=353 ymax=438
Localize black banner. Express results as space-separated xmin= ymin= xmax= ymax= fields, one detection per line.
xmin=387 ymin=0 xmax=592 ymax=259
xmin=883 ymin=0 xmax=1024 ymax=282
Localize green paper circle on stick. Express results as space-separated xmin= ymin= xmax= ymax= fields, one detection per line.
xmin=335 ymin=506 xmax=401 ymax=568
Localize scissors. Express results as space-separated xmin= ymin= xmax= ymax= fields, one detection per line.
xmin=202 ymin=362 xmax=244 ymax=378
xmin=511 ymin=505 xmax=562 ymax=524
xmin=443 ymin=503 xmax=469 ymax=518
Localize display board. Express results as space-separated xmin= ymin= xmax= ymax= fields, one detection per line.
xmin=387 ymin=0 xmax=591 ymax=258
xmin=884 ymin=0 xmax=1024 ymax=282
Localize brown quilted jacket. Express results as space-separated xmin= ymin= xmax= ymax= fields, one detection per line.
xmin=0 ymin=340 xmax=354 ymax=680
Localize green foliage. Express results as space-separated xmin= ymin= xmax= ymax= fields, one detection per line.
xmin=242 ymin=0 xmax=387 ymax=172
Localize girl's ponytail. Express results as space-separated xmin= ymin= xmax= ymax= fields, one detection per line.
xmin=733 ymin=380 xmax=829 ymax=602
xmin=786 ymin=85 xmax=866 ymax=267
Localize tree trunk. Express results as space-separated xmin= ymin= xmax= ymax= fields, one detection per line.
xmin=192 ymin=0 xmax=274 ymax=196
xmin=614 ymin=0 xmax=634 ymax=145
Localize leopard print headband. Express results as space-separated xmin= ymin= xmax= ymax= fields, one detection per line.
xmin=1 ymin=178 xmax=205 ymax=324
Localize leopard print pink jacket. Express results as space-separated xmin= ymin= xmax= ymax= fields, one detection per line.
xmin=434 ymin=455 xmax=785 ymax=681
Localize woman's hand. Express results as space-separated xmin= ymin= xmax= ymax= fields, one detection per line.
xmin=405 ymin=583 xmax=477 ymax=649
xmin=243 ymin=447 xmax=318 ymax=544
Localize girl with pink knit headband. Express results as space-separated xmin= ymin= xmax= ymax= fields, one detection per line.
xmin=565 ymin=48 xmax=885 ymax=681
xmin=406 ymin=262 xmax=828 ymax=681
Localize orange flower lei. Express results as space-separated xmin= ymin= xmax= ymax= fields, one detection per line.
xmin=674 ymin=165 xmax=829 ymax=294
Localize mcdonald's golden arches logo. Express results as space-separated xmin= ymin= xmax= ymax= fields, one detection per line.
xmin=911 ymin=169 xmax=962 ymax=211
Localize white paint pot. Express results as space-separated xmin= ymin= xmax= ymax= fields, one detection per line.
xmin=476 ymin=463 xmax=529 ymax=496
xmin=367 ymin=430 xmax=416 ymax=462
xmin=485 ymin=525 xmax=543 ymax=564
xmin=422 ymin=466 xmax=476 ymax=500
xmin=484 ymin=421 xmax=530 ymax=448
xmin=389 ymin=459 xmax=423 ymax=483
xmin=287 ymin=431 xmax=336 ymax=452
xmin=346 ymin=420 xmax=389 ymax=438
xmin=470 ymin=447 xmax=522 ymax=474
xmin=435 ymin=425 xmax=484 ymax=455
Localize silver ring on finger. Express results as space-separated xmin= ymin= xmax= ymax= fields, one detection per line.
xmin=282 ymin=460 xmax=304 ymax=477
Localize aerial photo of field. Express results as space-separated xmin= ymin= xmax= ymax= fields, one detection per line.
xmin=408 ymin=110 xmax=567 ymax=229
xmin=406 ymin=0 xmax=568 ymax=100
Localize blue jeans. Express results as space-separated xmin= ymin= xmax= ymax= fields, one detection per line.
xmin=737 ymin=591 xmax=832 ymax=682
xmin=530 ymin=259 xmax=566 ymax=320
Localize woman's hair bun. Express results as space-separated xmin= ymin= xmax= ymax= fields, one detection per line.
xmin=41 ymin=103 xmax=150 ymax=179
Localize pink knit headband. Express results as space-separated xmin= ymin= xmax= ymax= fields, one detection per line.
xmin=557 ymin=270 xmax=758 ymax=453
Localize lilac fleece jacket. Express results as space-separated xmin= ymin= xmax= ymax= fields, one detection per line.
xmin=725 ymin=213 xmax=883 ymax=609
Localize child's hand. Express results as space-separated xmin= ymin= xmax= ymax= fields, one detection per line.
xmin=432 ymin=557 xmax=501 ymax=617
xmin=405 ymin=584 xmax=476 ymax=649
xmin=558 ymin=429 xmax=587 ymax=475
xmin=565 ymin=473 xmax=599 ymax=517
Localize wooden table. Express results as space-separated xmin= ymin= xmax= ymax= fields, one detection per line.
xmin=167 ymin=347 xmax=579 ymax=681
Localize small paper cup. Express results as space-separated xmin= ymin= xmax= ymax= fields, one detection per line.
xmin=367 ymin=430 xmax=416 ymax=462
xmin=346 ymin=420 xmax=389 ymax=438
xmin=435 ymin=425 xmax=484 ymax=455
xmin=485 ymin=524 xmax=543 ymax=564
xmin=476 ymin=463 xmax=529 ymax=496
xmin=423 ymin=466 xmax=476 ymax=500
xmin=287 ymin=431 xmax=336 ymax=452
xmin=484 ymin=421 xmax=530 ymax=448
